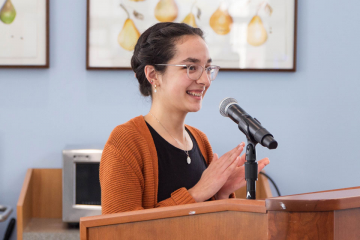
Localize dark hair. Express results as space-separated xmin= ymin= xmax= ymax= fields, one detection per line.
xmin=131 ymin=22 xmax=204 ymax=97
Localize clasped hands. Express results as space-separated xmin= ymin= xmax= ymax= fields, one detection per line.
xmin=188 ymin=142 xmax=270 ymax=202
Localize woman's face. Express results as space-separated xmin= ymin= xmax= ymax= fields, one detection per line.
xmin=155 ymin=35 xmax=212 ymax=113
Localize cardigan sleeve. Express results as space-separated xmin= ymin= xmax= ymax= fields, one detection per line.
xmin=100 ymin=142 xmax=196 ymax=214
xmin=100 ymin=143 xmax=145 ymax=214
xmin=155 ymin=187 xmax=196 ymax=207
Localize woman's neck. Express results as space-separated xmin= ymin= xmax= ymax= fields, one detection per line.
xmin=145 ymin=104 xmax=187 ymax=140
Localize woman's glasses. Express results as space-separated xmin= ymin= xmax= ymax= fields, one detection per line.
xmin=155 ymin=64 xmax=220 ymax=81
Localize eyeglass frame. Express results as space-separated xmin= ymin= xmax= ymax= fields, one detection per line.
xmin=154 ymin=64 xmax=220 ymax=81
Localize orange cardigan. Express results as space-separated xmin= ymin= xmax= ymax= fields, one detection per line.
xmin=100 ymin=115 xmax=234 ymax=214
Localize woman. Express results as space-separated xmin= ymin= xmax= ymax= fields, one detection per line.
xmin=100 ymin=22 xmax=270 ymax=214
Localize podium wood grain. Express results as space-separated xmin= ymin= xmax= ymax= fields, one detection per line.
xmin=334 ymin=208 xmax=360 ymax=239
xmin=268 ymin=211 xmax=334 ymax=239
xmin=88 ymin=211 xmax=267 ymax=240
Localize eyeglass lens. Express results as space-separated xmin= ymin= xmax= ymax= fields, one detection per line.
xmin=187 ymin=65 xmax=219 ymax=81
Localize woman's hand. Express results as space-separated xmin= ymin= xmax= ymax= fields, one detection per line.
xmin=188 ymin=144 xmax=245 ymax=202
xmin=215 ymin=154 xmax=270 ymax=200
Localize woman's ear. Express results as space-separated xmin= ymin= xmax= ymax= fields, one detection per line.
xmin=144 ymin=65 xmax=157 ymax=85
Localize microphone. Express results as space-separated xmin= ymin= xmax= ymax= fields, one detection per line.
xmin=219 ymin=97 xmax=278 ymax=149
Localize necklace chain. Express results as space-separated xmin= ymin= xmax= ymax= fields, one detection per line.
xmin=149 ymin=112 xmax=191 ymax=164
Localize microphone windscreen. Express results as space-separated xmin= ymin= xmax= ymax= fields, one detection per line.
xmin=219 ymin=97 xmax=238 ymax=117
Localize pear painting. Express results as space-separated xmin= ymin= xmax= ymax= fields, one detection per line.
xmin=209 ymin=5 xmax=233 ymax=35
xmin=247 ymin=15 xmax=268 ymax=46
xmin=182 ymin=1 xmax=199 ymax=28
xmin=0 ymin=0 xmax=16 ymax=24
xmin=182 ymin=13 xmax=197 ymax=27
xmin=154 ymin=0 xmax=178 ymax=22
xmin=118 ymin=4 xmax=140 ymax=51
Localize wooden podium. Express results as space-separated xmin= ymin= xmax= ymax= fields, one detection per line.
xmin=80 ymin=186 xmax=360 ymax=240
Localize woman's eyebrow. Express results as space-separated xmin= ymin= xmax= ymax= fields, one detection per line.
xmin=180 ymin=57 xmax=200 ymax=63
xmin=180 ymin=57 xmax=213 ymax=63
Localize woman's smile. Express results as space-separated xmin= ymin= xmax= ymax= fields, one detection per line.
xmin=186 ymin=89 xmax=204 ymax=99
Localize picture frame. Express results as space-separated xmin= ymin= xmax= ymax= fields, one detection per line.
xmin=86 ymin=0 xmax=297 ymax=71
xmin=0 ymin=0 xmax=49 ymax=68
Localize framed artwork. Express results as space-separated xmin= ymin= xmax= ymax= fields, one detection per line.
xmin=0 ymin=0 xmax=49 ymax=68
xmin=87 ymin=0 xmax=297 ymax=71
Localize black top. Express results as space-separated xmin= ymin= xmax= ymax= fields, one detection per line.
xmin=146 ymin=122 xmax=209 ymax=203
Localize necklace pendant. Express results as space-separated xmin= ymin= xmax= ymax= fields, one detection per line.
xmin=187 ymin=156 xmax=191 ymax=164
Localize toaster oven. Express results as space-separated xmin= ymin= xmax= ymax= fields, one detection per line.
xmin=62 ymin=148 xmax=102 ymax=223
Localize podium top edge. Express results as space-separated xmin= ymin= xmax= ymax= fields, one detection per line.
xmin=266 ymin=186 xmax=360 ymax=212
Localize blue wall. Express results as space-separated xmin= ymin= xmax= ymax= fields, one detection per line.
xmin=1 ymin=0 xmax=360 ymax=238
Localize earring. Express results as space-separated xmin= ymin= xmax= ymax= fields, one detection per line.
xmin=154 ymin=84 xmax=157 ymax=93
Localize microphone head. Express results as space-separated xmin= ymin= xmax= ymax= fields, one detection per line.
xmin=219 ymin=97 xmax=238 ymax=117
